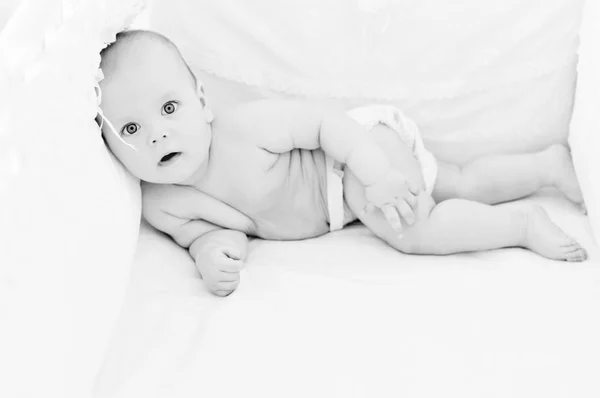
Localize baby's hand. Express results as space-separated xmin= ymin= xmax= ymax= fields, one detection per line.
xmin=196 ymin=244 xmax=245 ymax=297
xmin=364 ymin=168 xmax=420 ymax=233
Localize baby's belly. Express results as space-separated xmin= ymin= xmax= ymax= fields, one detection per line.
xmin=251 ymin=204 xmax=330 ymax=240
xmin=246 ymin=150 xmax=332 ymax=240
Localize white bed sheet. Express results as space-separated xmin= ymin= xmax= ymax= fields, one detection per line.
xmin=95 ymin=190 xmax=600 ymax=398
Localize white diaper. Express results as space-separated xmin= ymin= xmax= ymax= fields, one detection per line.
xmin=326 ymin=105 xmax=438 ymax=232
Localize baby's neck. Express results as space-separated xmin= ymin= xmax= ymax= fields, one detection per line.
xmin=179 ymin=155 xmax=210 ymax=188
xmin=179 ymin=126 xmax=214 ymax=187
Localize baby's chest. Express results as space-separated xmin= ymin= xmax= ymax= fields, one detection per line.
xmin=229 ymin=154 xmax=330 ymax=238
xmin=207 ymin=150 xmax=325 ymax=232
xmin=208 ymin=152 xmax=290 ymax=211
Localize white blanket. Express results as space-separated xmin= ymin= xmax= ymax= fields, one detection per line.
xmin=2 ymin=1 xmax=599 ymax=398
xmin=95 ymin=190 xmax=600 ymax=398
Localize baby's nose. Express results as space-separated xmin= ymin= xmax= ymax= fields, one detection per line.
xmin=150 ymin=132 xmax=169 ymax=145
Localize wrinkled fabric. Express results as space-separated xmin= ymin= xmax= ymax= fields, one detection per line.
xmin=96 ymin=193 xmax=600 ymax=398
xmin=151 ymin=0 xmax=582 ymax=100
xmin=150 ymin=0 xmax=583 ymax=165
xmin=0 ymin=1 xmax=145 ymax=397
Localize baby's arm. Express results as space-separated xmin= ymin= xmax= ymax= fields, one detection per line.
xmin=227 ymin=100 xmax=389 ymax=185
xmin=225 ymin=100 xmax=419 ymax=227
xmin=143 ymin=195 xmax=248 ymax=297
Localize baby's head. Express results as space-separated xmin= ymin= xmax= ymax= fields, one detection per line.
xmin=98 ymin=30 xmax=213 ymax=184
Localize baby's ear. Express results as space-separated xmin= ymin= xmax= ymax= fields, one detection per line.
xmin=196 ymin=84 xmax=213 ymax=122
xmin=197 ymin=84 xmax=206 ymax=102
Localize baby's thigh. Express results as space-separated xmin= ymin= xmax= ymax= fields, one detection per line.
xmin=342 ymin=124 xmax=433 ymax=252
xmin=343 ymin=170 xmax=435 ymax=252
xmin=367 ymin=124 xmax=426 ymax=190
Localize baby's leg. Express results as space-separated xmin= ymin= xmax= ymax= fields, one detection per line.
xmin=433 ymin=144 xmax=584 ymax=206
xmin=343 ymin=126 xmax=586 ymax=261
xmin=347 ymin=182 xmax=585 ymax=261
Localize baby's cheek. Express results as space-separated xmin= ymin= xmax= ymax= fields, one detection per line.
xmin=118 ymin=151 xmax=152 ymax=181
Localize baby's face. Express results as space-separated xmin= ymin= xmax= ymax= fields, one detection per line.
xmin=100 ymin=41 xmax=211 ymax=184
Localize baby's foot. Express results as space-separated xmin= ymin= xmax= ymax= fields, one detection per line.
xmin=543 ymin=144 xmax=585 ymax=208
xmin=522 ymin=205 xmax=587 ymax=262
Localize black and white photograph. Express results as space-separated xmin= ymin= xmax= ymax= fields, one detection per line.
xmin=1 ymin=1 xmax=600 ymax=397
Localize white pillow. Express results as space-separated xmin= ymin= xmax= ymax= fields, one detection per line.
xmin=150 ymin=0 xmax=584 ymax=164
xmin=0 ymin=1 xmax=145 ymax=397
xmin=569 ymin=0 xmax=600 ymax=248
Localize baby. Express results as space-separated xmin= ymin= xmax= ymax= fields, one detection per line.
xmin=99 ymin=30 xmax=587 ymax=296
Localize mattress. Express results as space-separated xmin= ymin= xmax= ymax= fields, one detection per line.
xmin=95 ymin=189 xmax=600 ymax=398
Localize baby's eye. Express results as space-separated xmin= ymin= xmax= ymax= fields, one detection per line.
xmin=162 ymin=101 xmax=179 ymax=115
xmin=122 ymin=123 xmax=140 ymax=135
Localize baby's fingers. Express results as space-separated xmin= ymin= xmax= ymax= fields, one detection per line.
xmin=222 ymin=246 xmax=243 ymax=261
xmin=403 ymin=192 xmax=417 ymax=208
xmin=360 ymin=202 xmax=377 ymax=216
xmin=220 ymin=259 xmax=245 ymax=273
xmin=406 ymin=180 xmax=421 ymax=196
xmin=214 ymin=280 xmax=240 ymax=297
xmin=217 ymin=269 xmax=242 ymax=282
xmin=395 ymin=199 xmax=416 ymax=226
xmin=382 ymin=205 xmax=403 ymax=233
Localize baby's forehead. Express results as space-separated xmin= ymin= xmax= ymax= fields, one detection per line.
xmin=100 ymin=32 xmax=197 ymax=99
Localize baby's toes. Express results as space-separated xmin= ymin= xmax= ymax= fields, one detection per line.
xmin=562 ymin=243 xmax=587 ymax=262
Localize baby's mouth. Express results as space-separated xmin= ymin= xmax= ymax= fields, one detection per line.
xmin=158 ymin=152 xmax=181 ymax=166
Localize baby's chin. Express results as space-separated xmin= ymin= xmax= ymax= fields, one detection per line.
xmin=141 ymin=172 xmax=194 ymax=185
xmin=142 ymin=162 xmax=207 ymax=186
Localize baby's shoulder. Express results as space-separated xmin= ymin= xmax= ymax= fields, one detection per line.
xmin=214 ymin=100 xmax=297 ymax=138
xmin=213 ymin=103 xmax=262 ymax=137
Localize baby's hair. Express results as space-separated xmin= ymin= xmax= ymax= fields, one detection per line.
xmin=100 ymin=29 xmax=198 ymax=88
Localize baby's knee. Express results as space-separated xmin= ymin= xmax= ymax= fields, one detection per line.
xmin=392 ymin=232 xmax=423 ymax=254
xmin=413 ymin=191 xmax=436 ymax=223
xmin=391 ymin=193 xmax=436 ymax=254
xmin=393 ymin=225 xmax=429 ymax=254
